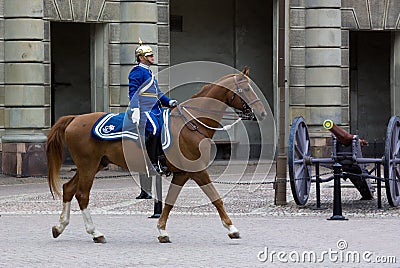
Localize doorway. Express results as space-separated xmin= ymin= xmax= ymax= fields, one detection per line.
xmin=169 ymin=0 xmax=273 ymax=105
xmin=51 ymin=22 xmax=91 ymax=124
xmin=350 ymin=31 xmax=391 ymax=156
xmin=169 ymin=0 xmax=274 ymax=159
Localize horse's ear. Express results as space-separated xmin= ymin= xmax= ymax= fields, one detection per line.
xmin=241 ymin=66 xmax=250 ymax=76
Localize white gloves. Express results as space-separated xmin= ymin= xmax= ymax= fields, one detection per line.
xmin=131 ymin=108 xmax=140 ymax=124
xmin=131 ymin=100 xmax=176 ymax=124
xmin=169 ymin=99 xmax=178 ymax=107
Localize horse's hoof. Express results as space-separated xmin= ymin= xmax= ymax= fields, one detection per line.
xmin=228 ymin=232 xmax=240 ymax=239
xmin=93 ymin=236 xmax=107 ymax=243
xmin=52 ymin=226 xmax=61 ymax=238
xmin=158 ymin=235 xmax=171 ymax=243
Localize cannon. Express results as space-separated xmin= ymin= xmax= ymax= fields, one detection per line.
xmin=322 ymin=120 xmax=374 ymax=201
xmin=288 ymin=116 xmax=400 ymax=214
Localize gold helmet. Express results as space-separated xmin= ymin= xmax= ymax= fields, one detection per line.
xmin=135 ymin=38 xmax=153 ymax=60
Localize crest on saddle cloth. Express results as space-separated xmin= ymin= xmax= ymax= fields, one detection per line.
xmin=91 ymin=109 xmax=172 ymax=151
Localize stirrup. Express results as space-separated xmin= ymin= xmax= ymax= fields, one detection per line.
xmin=150 ymin=162 xmax=161 ymax=175
xmin=150 ymin=162 xmax=165 ymax=176
xmin=150 ymin=161 xmax=170 ymax=176
xmin=158 ymin=155 xmax=171 ymax=176
xmin=159 ymin=164 xmax=171 ymax=177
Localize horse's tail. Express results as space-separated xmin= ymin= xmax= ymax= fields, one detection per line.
xmin=46 ymin=115 xmax=76 ymax=199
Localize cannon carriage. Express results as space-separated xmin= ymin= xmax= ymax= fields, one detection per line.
xmin=288 ymin=115 xmax=400 ymax=214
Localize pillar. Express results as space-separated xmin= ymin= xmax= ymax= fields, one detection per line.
xmin=305 ymin=0 xmax=343 ymax=155
xmin=109 ymin=0 xmax=159 ymax=114
xmin=2 ymin=0 xmax=48 ymax=176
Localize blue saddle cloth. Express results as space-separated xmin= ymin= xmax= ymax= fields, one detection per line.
xmin=91 ymin=110 xmax=172 ymax=151
xmin=91 ymin=112 xmax=139 ymax=141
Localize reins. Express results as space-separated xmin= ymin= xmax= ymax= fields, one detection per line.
xmin=175 ymin=105 xmax=247 ymax=120
xmin=181 ymin=106 xmax=242 ymax=131
xmin=171 ymin=73 xmax=259 ymax=137
xmin=173 ymin=103 xmax=253 ymax=138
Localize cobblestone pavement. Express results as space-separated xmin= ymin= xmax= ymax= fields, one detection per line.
xmin=0 ymin=161 xmax=399 ymax=267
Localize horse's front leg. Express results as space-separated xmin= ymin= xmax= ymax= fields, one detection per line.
xmin=191 ymin=171 xmax=240 ymax=239
xmin=157 ymin=172 xmax=189 ymax=243
xmin=213 ymin=198 xmax=240 ymax=239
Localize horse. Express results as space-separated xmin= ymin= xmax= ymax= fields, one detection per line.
xmin=47 ymin=67 xmax=267 ymax=243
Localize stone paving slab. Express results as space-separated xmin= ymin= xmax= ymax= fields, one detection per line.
xmin=0 ymin=214 xmax=399 ymax=267
xmin=0 ymin=161 xmax=399 ymax=267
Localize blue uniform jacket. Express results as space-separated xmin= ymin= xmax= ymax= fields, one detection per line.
xmin=128 ymin=64 xmax=171 ymax=136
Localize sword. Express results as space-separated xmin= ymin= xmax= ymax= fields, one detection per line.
xmin=135 ymin=123 xmax=151 ymax=177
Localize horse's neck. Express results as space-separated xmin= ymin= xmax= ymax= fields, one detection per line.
xmin=184 ymin=78 xmax=233 ymax=137
xmin=183 ymin=96 xmax=228 ymax=138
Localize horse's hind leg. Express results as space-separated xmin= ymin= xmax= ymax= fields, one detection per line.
xmin=191 ymin=171 xmax=240 ymax=239
xmin=157 ymin=172 xmax=189 ymax=243
xmin=52 ymin=172 xmax=79 ymax=238
xmin=75 ymin=163 xmax=106 ymax=243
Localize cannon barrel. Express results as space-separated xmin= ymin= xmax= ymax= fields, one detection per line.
xmin=323 ymin=120 xmax=354 ymax=146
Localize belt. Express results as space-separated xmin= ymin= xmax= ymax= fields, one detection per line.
xmin=140 ymin=92 xmax=158 ymax=98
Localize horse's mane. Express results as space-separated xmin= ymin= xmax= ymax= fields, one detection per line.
xmin=191 ymin=74 xmax=234 ymax=99
xmin=191 ymin=83 xmax=213 ymax=98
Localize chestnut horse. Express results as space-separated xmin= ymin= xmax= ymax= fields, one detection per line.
xmin=47 ymin=67 xmax=267 ymax=243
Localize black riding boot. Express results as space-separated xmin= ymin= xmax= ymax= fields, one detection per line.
xmin=146 ymin=134 xmax=169 ymax=175
xmin=155 ymin=135 xmax=170 ymax=175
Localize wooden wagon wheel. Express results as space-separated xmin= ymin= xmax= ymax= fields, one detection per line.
xmin=288 ymin=116 xmax=312 ymax=205
xmin=384 ymin=115 xmax=400 ymax=207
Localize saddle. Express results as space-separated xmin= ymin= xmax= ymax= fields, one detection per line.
xmin=91 ymin=110 xmax=172 ymax=176
xmin=91 ymin=109 xmax=172 ymax=151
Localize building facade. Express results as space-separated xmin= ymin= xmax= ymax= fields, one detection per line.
xmin=289 ymin=0 xmax=400 ymax=157
xmin=0 ymin=0 xmax=170 ymax=175
xmin=0 ymin=0 xmax=398 ymax=175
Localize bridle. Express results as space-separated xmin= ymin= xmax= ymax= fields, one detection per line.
xmin=173 ymin=74 xmax=262 ymax=137
xmin=229 ymin=75 xmax=261 ymax=119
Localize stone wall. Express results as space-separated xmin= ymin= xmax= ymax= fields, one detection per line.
xmin=0 ymin=0 xmax=169 ymax=176
xmin=289 ymin=0 xmax=343 ymax=156
xmin=289 ymin=0 xmax=400 ymax=156
xmin=107 ymin=0 xmax=168 ymax=113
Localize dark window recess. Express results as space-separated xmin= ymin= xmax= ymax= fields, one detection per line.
xmin=170 ymin=15 xmax=183 ymax=32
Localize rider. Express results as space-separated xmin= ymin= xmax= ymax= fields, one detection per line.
xmin=129 ymin=39 xmax=178 ymax=175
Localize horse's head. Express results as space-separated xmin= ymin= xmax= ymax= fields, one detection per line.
xmin=225 ymin=67 xmax=267 ymax=121
xmin=189 ymin=67 xmax=267 ymax=121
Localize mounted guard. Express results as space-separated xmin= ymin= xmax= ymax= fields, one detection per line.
xmin=46 ymin=65 xmax=267 ymax=243
xmin=127 ymin=39 xmax=178 ymax=175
